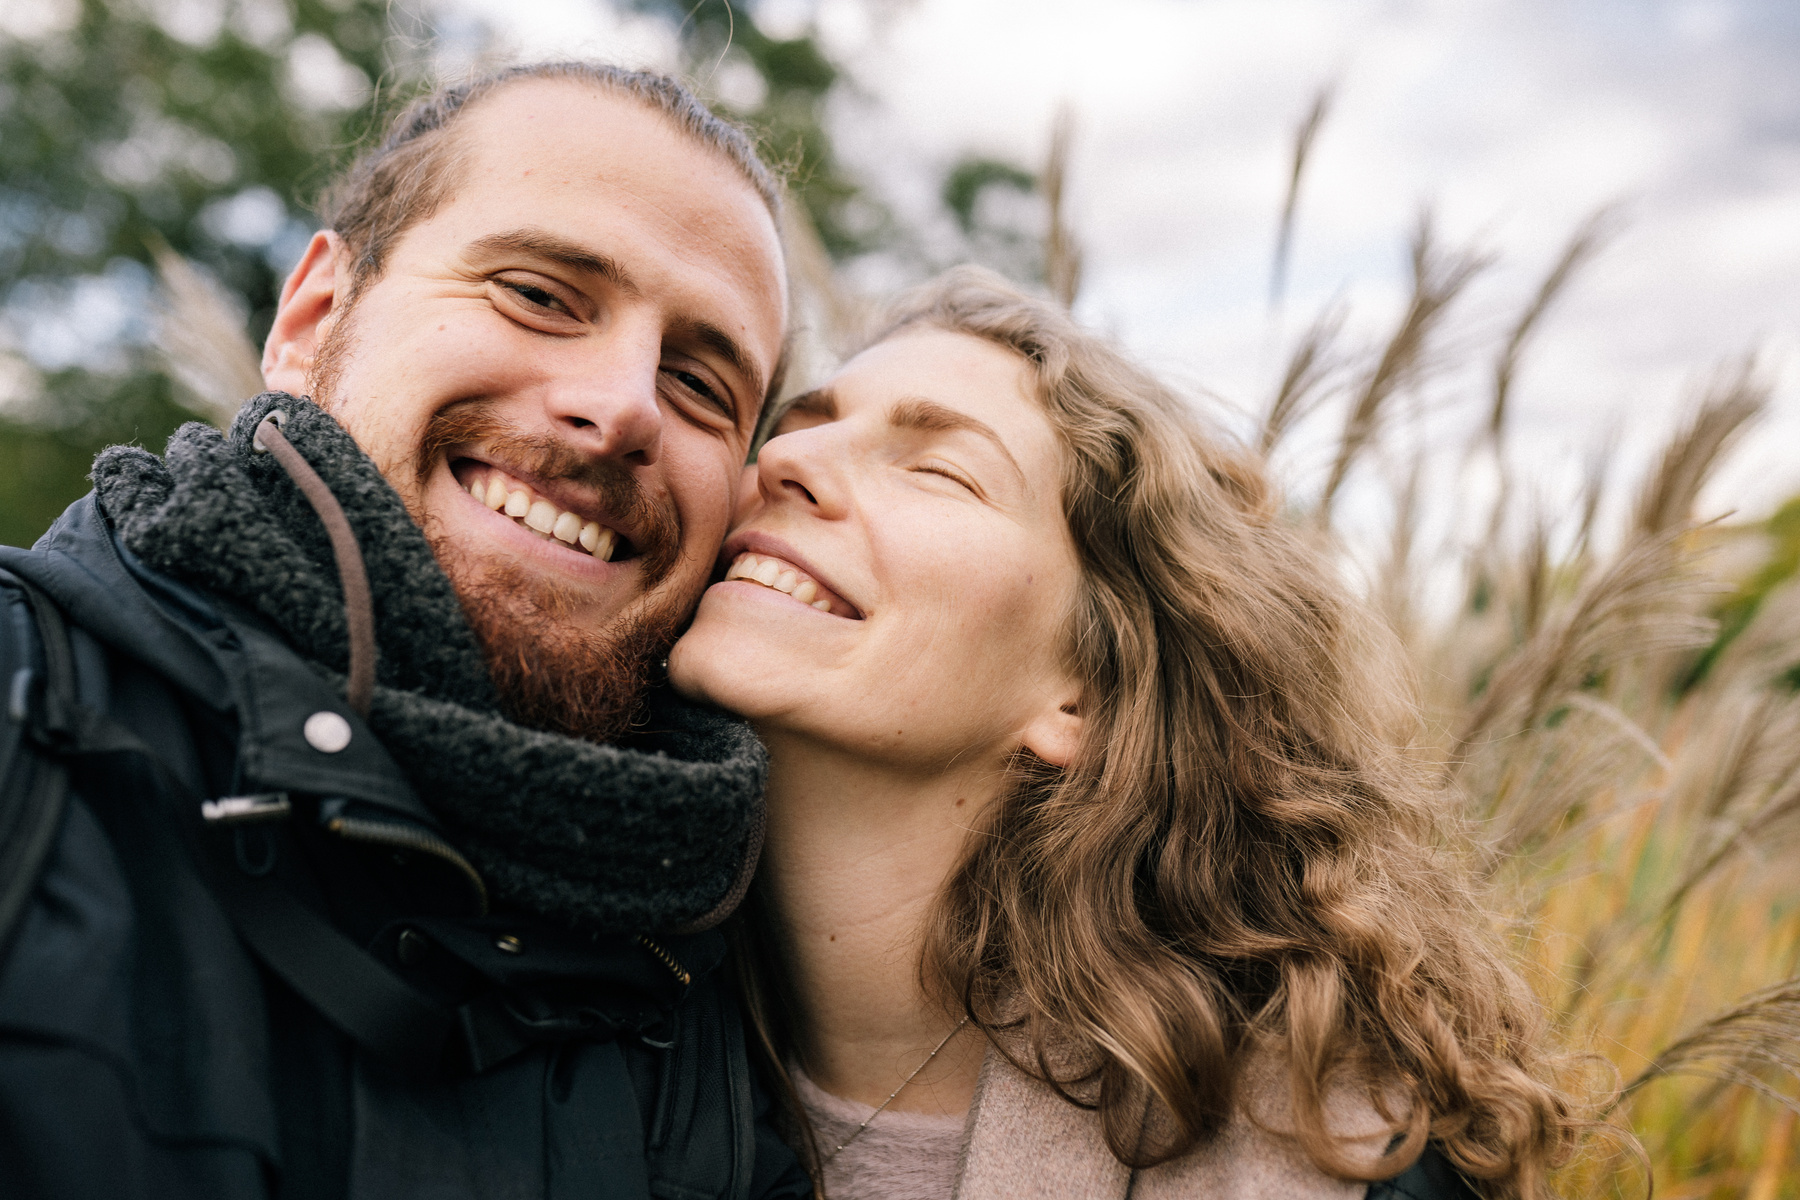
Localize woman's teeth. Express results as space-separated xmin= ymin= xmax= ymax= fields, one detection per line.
xmin=467 ymin=472 xmax=617 ymax=561
xmin=726 ymin=553 xmax=833 ymax=611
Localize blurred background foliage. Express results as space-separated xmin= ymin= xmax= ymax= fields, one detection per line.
xmin=0 ymin=0 xmax=1053 ymax=547
xmin=0 ymin=0 xmax=404 ymax=544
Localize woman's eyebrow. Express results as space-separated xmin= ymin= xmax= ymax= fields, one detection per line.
xmin=889 ymin=397 xmax=1026 ymax=487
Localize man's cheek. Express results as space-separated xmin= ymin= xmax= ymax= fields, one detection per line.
xmin=732 ymin=462 xmax=761 ymax=522
xmin=675 ymin=456 xmax=736 ymax=547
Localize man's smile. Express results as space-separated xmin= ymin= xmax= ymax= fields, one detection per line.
xmin=451 ymin=460 xmax=636 ymax=564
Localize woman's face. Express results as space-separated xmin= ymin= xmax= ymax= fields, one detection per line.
xmin=669 ymin=327 xmax=1083 ymax=771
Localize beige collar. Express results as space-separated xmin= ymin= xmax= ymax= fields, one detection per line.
xmin=952 ymin=1047 xmax=1385 ymax=1199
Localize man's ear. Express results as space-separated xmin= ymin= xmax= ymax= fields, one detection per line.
xmin=1020 ymin=690 xmax=1084 ymax=769
xmin=262 ymin=230 xmax=347 ymax=395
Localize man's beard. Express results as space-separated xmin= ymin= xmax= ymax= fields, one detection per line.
xmin=308 ymin=307 xmax=690 ymax=743
xmin=445 ymin=545 xmax=685 ymax=743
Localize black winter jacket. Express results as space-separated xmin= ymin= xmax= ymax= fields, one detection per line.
xmin=0 ymin=497 xmax=811 ymax=1200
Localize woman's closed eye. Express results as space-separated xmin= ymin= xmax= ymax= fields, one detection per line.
xmin=914 ymin=459 xmax=981 ymax=495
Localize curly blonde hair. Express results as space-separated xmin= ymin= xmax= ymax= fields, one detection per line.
xmin=742 ymin=266 xmax=1578 ymax=1197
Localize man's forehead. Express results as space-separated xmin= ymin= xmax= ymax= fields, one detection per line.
xmin=454 ymin=79 xmax=720 ymax=188
xmin=438 ymin=79 xmax=788 ymax=376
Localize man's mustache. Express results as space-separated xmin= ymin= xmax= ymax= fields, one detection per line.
xmin=416 ymin=400 xmax=681 ymax=584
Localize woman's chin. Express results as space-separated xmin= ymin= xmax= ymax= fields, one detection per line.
xmin=665 ymin=635 xmax=728 ymax=708
xmin=666 ymin=623 xmax=782 ymax=719
xmin=669 ymin=585 xmax=833 ymax=716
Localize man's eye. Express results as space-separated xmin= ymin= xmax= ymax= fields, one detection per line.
xmin=505 ymin=282 xmax=560 ymax=310
xmin=668 ymin=368 xmax=728 ymax=412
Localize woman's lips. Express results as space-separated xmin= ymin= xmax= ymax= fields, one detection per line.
xmin=722 ymin=550 xmax=859 ymax=618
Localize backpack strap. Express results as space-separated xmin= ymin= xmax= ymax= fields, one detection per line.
xmin=0 ymin=572 xmax=457 ymax=1075
xmin=0 ymin=571 xmax=73 ymax=961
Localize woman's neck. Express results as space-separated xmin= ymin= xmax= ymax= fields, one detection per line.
xmin=758 ymin=730 xmax=998 ymax=1117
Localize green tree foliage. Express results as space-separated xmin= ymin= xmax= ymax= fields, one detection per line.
xmin=0 ymin=0 xmax=400 ymax=546
xmin=633 ymin=1 xmax=1045 ymax=281
xmin=940 ymin=154 xmax=1043 ymax=283
xmin=941 ymin=158 xmax=1035 ymax=234
xmin=1686 ymin=494 xmax=1800 ymax=690
xmin=628 ymin=0 xmax=888 ymax=259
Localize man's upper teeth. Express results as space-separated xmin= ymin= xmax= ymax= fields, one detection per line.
xmin=468 ymin=473 xmax=617 ymax=561
xmin=726 ymin=553 xmax=833 ymax=610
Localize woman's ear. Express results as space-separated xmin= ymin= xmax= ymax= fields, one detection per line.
xmin=1020 ymin=692 xmax=1083 ymax=768
xmin=262 ymin=230 xmax=347 ymax=396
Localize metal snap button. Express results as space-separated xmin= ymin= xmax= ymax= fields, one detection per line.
xmin=396 ymin=928 xmax=429 ymax=966
xmin=494 ymin=934 xmax=524 ymax=955
xmin=303 ymin=711 xmax=353 ymax=753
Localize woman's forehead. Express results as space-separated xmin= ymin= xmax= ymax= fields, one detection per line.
xmin=812 ymin=329 xmax=1050 ymax=447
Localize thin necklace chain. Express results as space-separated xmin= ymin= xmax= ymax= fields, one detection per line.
xmin=821 ymin=1015 xmax=971 ymax=1164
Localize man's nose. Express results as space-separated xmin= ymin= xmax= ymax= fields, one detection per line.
xmin=542 ymin=331 xmax=665 ymax=464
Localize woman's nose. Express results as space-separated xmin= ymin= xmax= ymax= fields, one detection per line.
xmin=753 ymin=427 xmax=840 ymax=515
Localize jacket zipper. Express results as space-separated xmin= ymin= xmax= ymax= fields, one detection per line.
xmin=324 ymin=814 xmax=489 ymax=915
xmin=326 ymin=814 xmax=689 ymax=986
xmin=636 ymin=935 xmax=691 ymax=987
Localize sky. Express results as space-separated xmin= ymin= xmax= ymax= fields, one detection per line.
xmin=446 ymin=0 xmax=1800 ymax=554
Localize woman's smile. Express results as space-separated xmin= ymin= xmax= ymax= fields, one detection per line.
xmin=715 ymin=532 xmax=863 ymax=619
xmin=669 ymin=327 xmax=1082 ymax=772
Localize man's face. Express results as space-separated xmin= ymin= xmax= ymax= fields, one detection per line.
xmin=265 ymin=80 xmax=787 ymax=735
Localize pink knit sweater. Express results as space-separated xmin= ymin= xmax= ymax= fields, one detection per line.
xmin=792 ymin=1067 xmax=968 ymax=1200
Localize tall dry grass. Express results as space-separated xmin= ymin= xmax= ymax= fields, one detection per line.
xmin=1250 ymin=95 xmax=1800 ymax=1193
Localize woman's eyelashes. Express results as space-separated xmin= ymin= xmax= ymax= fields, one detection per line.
xmin=913 ymin=459 xmax=981 ymax=496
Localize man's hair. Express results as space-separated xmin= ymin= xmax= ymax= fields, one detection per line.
xmin=318 ymin=61 xmax=783 ymax=301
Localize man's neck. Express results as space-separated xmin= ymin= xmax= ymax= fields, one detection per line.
xmin=758 ymin=730 xmax=1002 ymax=1118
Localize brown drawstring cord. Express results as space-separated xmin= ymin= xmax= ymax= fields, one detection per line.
xmin=254 ymin=412 xmax=377 ymax=718
xmin=668 ymin=795 xmax=766 ymax=934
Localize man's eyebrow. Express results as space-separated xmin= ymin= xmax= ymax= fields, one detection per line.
xmin=889 ymin=397 xmax=1026 ymax=487
xmin=467 ymin=229 xmax=639 ymax=296
xmin=471 ymin=229 xmax=767 ymax=405
xmin=691 ymin=320 xmax=766 ymax=408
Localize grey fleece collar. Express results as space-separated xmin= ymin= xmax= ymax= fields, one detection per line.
xmin=90 ymin=393 xmax=765 ymax=934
